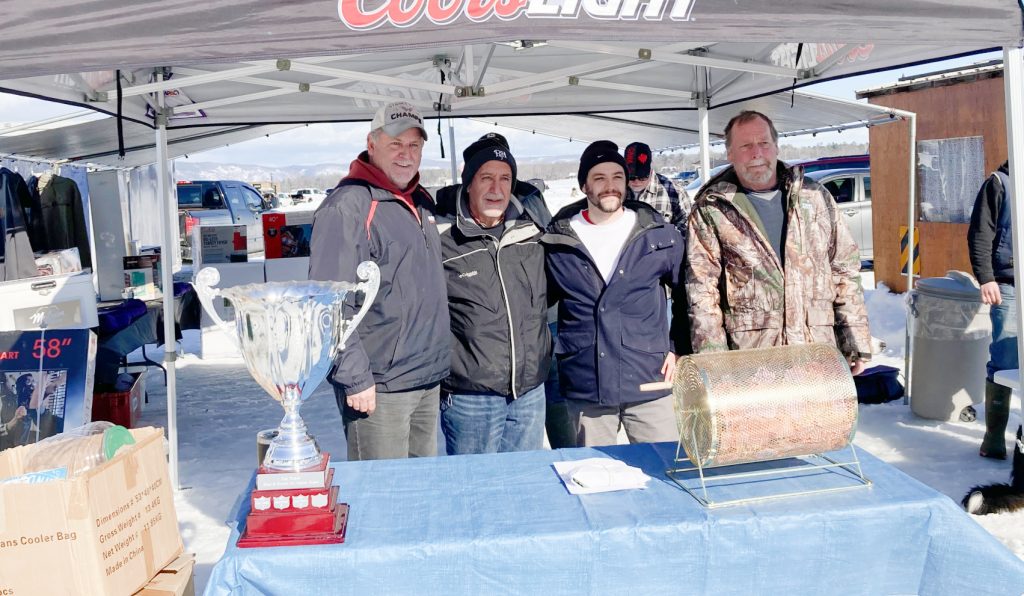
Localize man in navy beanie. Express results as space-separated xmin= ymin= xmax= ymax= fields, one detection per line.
xmin=542 ymin=140 xmax=688 ymax=447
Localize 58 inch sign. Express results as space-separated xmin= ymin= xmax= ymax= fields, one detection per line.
xmin=32 ymin=337 xmax=73 ymax=360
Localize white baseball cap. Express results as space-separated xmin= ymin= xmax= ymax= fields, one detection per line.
xmin=370 ymin=101 xmax=428 ymax=140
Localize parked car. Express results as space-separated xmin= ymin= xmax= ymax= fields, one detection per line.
xmin=176 ymin=180 xmax=266 ymax=261
xmin=806 ymin=167 xmax=872 ymax=261
xmin=790 ymin=154 xmax=869 ymax=174
xmin=289 ymin=188 xmax=327 ymax=204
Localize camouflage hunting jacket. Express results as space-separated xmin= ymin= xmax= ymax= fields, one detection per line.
xmin=685 ymin=163 xmax=871 ymax=360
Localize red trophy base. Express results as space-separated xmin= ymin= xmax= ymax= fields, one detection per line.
xmin=237 ymin=452 xmax=349 ymax=548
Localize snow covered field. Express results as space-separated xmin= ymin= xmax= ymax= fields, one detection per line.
xmin=140 ymin=178 xmax=1024 ymax=592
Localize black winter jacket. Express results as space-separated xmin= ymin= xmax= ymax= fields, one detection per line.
xmin=438 ymin=193 xmax=550 ymax=396
xmin=968 ymin=161 xmax=1014 ymax=285
xmin=309 ymin=156 xmax=450 ymax=395
xmin=543 ymin=200 xmax=688 ymax=407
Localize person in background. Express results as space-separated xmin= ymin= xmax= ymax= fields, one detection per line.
xmin=967 ymin=159 xmax=1017 ymax=459
xmin=437 ymin=138 xmax=550 ymax=454
xmin=309 ymin=101 xmax=450 ymax=461
xmin=543 ymin=140 xmax=687 ymax=447
xmin=624 ymin=141 xmax=688 ymax=225
xmin=687 ymin=110 xmax=871 ymax=372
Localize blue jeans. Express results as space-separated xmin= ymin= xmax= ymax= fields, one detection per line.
xmin=440 ymin=383 xmax=546 ymax=455
xmin=988 ymin=283 xmax=1019 ymax=381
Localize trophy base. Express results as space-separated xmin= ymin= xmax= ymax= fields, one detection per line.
xmin=237 ymin=503 xmax=349 ymax=548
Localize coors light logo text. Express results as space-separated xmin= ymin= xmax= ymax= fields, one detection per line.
xmin=338 ymin=0 xmax=696 ymax=30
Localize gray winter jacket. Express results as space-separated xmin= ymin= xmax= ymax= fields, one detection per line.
xmin=309 ymin=157 xmax=450 ymax=395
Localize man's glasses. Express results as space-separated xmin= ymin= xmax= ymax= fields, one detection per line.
xmin=628 ymin=175 xmax=648 ymax=182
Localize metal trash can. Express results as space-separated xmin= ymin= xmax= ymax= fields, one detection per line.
xmin=910 ymin=271 xmax=992 ymax=421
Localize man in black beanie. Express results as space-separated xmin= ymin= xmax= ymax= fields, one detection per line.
xmin=436 ymin=140 xmax=551 ymax=455
xmin=435 ymin=133 xmax=552 ymax=228
xmin=542 ymin=140 xmax=688 ymax=447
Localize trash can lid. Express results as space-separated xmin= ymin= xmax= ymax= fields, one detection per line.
xmin=915 ymin=271 xmax=982 ymax=302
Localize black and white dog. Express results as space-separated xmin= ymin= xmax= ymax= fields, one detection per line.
xmin=962 ymin=425 xmax=1024 ymax=515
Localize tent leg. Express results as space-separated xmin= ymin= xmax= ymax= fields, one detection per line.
xmin=697 ymin=66 xmax=711 ymax=179
xmin=1003 ymin=47 xmax=1024 ymax=416
xmin=903 ymin=112 xmax=917 ymax=406
xmin=154 ymin=70 xmax=180 ymax=491
xmin=448 ymin=118 xmax=458 ymax=185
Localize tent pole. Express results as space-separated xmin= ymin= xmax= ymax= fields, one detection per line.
xmin=1003 ymin=46 xmax=1024 ymax=407
xmin=902 ymin=111 xmax=917 ymax=406
xmin=697 ymin=66 xmax=711 ymax=179
xmin=154 ymin=70 xmax=180 ymax=491
xmin=448 ymin=119 xmax=458 ymax=185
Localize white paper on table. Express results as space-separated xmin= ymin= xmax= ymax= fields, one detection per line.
xmin=553 ymin=458 xmax=651 ymax=495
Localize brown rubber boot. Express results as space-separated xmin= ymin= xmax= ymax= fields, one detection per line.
xmin=980 ymin=380 xmax=1012 ymax=459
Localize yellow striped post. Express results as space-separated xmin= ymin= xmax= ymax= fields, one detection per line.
xmin=899 ymin=225 xmax=920 ymax=275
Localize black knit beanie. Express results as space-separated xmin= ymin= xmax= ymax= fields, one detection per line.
xmin=461 ymin=137 xmax=517 ymax=188
xmin=578 ymin=140 xmax=627 ymax=188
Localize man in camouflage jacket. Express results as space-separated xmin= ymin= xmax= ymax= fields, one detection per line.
xmin=686 ymin=111 xmax=871 ymax=372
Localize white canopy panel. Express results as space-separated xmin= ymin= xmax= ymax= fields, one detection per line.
xmin=0 ymin=1 xmax=1018 ymax=78
xmin=0 ymin=41 xmax=998 ymax=132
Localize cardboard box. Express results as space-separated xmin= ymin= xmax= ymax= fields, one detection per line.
xmin=135 ymin=553 xmax=195 ymax=596
xmin=263 ymin=211 xmax=313 ymax=259
xmin=93 ymin=373 xmax=145 ymax=429
xmin=35 ymin=248 xmax=83 ymax=277
xmin=0 ymin=427 xmax=183 ymax=595
xmin=124 ymin=255 xmax=162 ymax=301
xmin=0 ymin=329 xmax=97 ymax=452
xmin=193 ymin=225 xmax=247 ymax=265
xmin=0 ymin=270 xmax=99 ymax=331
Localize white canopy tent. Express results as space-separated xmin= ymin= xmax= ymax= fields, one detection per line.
xmin=0 ymin=1 xmax=1021 ymax=488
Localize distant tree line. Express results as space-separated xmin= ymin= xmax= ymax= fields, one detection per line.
xmin=271 ymin=140 xmax=868 ymax=190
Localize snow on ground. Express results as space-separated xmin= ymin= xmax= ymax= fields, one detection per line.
xmin=137 ymin=179 xmax=1024 ymax=592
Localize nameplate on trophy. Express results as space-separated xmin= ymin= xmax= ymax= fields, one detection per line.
xmin=255 ymin=452 xmax=330 ymax=491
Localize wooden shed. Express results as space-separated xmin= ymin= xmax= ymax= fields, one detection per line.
xmin=858 ymin=61 xmax=1007 ymax=292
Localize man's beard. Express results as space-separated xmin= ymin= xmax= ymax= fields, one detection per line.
xmin=588 ymin=191 xmax=623 ymax=213
xmin=738 ymin=160 xmax=775 ymax=188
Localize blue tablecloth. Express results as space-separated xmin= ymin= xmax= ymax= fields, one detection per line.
xmin=205 ymin=443 xmax=1024 ymax=595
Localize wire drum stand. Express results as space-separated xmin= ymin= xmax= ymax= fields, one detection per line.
xmin=664 ymin=344 xmax=872 ymax=508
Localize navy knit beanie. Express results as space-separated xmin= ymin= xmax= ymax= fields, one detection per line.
xmin=578 ymin=140 xmax=627 ymax=189
xmin=461 ymin=138 xmax=517 ymax=188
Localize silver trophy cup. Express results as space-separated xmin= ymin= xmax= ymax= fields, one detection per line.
xmin=193 ymin=262 xmax=379 ymax=471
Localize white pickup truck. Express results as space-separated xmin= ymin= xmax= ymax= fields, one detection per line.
xmin=177 ymin=180 xmax=266 ymax=260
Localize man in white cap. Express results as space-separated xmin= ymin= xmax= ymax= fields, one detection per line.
xmin=310 ymin=101 xmax=450 ymax=461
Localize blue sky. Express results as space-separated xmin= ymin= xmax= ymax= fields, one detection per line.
xmin=0 ymin=51 xmax=1001 ymax=167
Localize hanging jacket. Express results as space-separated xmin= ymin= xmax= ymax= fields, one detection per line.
xmin=438 ymin=192 xmax=550 ymax=397
xmin=30 ymin=174 xmax=91 ymax=269
xmin=542 ymin=200 xmax=687 ymax=406
xmin=309 ymin=152 xmax=450 ymax=395
xmin=0 ymin=168 xmax=39 ymax=282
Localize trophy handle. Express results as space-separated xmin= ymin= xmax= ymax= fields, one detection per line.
xmin=338 ymin=261 xmax=380 ymax=350
xmin=192 ymin=267 xmax=241 ymax=349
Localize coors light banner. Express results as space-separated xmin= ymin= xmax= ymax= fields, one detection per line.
xmin=338 ymin=0 xmax=697 ymax=30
